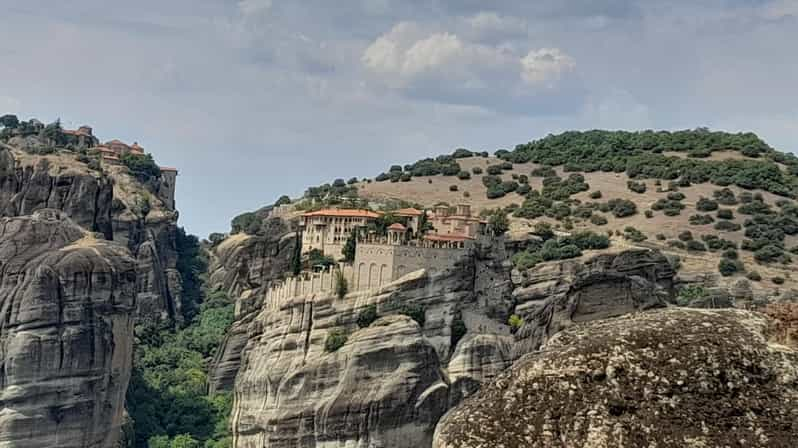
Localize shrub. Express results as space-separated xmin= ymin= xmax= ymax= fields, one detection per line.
xmin=746 ymin=271 xmax=762 ymax=281
xmin=589 ymin=214 xmax=608 ymax=226
xmin=121 ymin=153 xmax=161 ymax=181
xmin=722 ymin=249 xmax=738 ymax=259
xmin=449 ymin=185 xmax=458 ymax=192
xmin=517 ymin=184 xmax=531 ymax=195
xmin=486 ymin=185 xmax=506 ymax=199
xmin=508 ymin=314 xmax=524 ymax=333
xmin=590 ymin=190 xmax=602 ymax=199
xmin=627 ymin=180 xmax=647 ymax=193
xmin=645 ymin=210 xmax=654 ymax=218
xmin=399 ymin=304 xmax=426 ymax=326
xmin=457 ymin=171 xmax=471 ymax=180
xmin=667 ymin=192 xmax=686 ymax=201
xmin=375 ymin=173 xmax=390 ymax=182
xmin=624 ymin=227 xmax=647 ymax=242
xmin=689 ymin=214 xmax=715 ymax=225
xmin=400 ymin=173 xmax=412 ymax=182
xmin=714 ymin=220 xmax=741 ymax=232
xmin=676 ymin=285 xmax=707 ymax=306
xmin=486 ymin=165 xmax=504 ymax=175
xmin=686 ymin=240 xmax=707 ymax=251
xmin=772 ymin=276 xmax=785 ymax=285
xmin=652 ymin=198 xmax=685 ymax=214
xmin=500 ymin=161 xmax=513 ymax=170
xmin=656 ymin=233 xmax=667 ymax=240
xmin=463 ymin=191 xmax=470 ymax=198
xmin=678 ymin=230 xmax=693 ymax=241
xmin=718 ymin=258 xmax=742 ymax=277
xmin=607 ymin=198 xmax=637 ymax=218
xmin=716 ymin=209 xmax=734 ymax=220
xmin=518 ymin=174 xmax=529 ymax=184
xmin=696 ymin=197 xmax=719 ymax=211
xmin=739 ymin=191 xmax=754 ymax=203
xmin=356 ymin=305 xmax=378 ymax=328
xmin=452 ymin=148 xmax=473 ymax=158
xmin=325 ymin=329 xmax=348 ymax=352
xmin=667 ymin=240 xmax=687 ymax=250
xmin=501 ymin=180 xmax=519 ymax=193
xmin=472 ymin=166 xmax=483 ymax=175
xmin=754 ymin=244 xmax=787 ymax=263
xmin=531 ymin=166 xmax=556 ymax=177
xmin=713 ymin=188 xmax=738 ymax=205
xmin=702 ymin=235 xmax=737 ymax=251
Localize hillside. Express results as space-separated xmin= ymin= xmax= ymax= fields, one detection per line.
xmin=235 ymin=130 xmax=798 ymax=298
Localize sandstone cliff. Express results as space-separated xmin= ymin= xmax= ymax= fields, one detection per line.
xmin=0 ymin=210 xmax=137 ymax=448
xmin=433 ymin=308 xmax=798 ymax=448
xmin=0 ymin=144 xmax=183 ymax=324
xmin=212 ymin=213 xmax=680 ymax=447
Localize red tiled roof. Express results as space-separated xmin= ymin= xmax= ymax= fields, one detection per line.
xmin=424 ymin=234 xmax=474 ymax=242
xmin=388 ymin=223 xmax=406 ymax=231
xmin=302 ymin=209 xmax=381 ymax=219
xmin=393 ymin=207 xmax=423 ymax=216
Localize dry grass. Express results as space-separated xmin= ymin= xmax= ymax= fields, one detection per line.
xmin=356 ymin=155 xmax=798 ymax=292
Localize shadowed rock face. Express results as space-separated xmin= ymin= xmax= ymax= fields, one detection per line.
xmin=512 ymin=249 xmax=674 ymax=356
xmin=433 ymin=308 xmax=798 ymax=448
xmin=0 ymin=211 xmax=137 ymax=448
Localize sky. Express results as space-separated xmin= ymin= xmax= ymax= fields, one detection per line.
xmin=1 ymin=0 xmax=796 ymax=237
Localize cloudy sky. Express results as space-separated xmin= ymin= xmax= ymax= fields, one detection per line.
xmin=1 ymin=0 xmax=796 ymax=237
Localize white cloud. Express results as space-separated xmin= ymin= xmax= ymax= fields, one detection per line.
xmin=362 ymin=21 xmax=576 ymax=98
xmin=520 ymin=48 xmax=576 ymax=86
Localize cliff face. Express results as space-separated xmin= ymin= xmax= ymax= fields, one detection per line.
xmin=0 ymin=210 xmax=137 ymax=448
xmin=217 ymin=223 xmax=679 ymax=447
xmin=0 ymin=144 xmax=183 ymax=324
xmin=433 ymin=308 xmax=798 ymax=448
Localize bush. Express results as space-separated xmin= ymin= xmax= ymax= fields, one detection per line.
xmin=656 ymin=233 xmax=667 ymax=240
xmin=457 ymin=171 xmax=471 ymax=180
xmin=716 ymin=209 xmax=734 ymax=220
xmin=702 ymin=234 xmax=737 ymax=251
xmin=714 ymin=220 xmax=741 ymax=232
xmin=472 ymin=166 xmax=483 ymax=175
xmin=667 ymin=191 xmax=686 ymax=201
xmin=667 ymin=240 xmax=687 ymax=250
xmin=400 ymin=173 xmax=412 ymax=182
xmin=627 ymin=180 xmax=647 ymax=193
xmin=486 ymin=165 xmax=504 ymax=175
xmin=686 ymin=240 xmax=707 ymax=251
xmin=449 ymin=185 xmax=459 ymax=192
xmin=645 ymin=210 xmax=654 ymax=218
xmin=590 ymin=190 xmax=602 ymax=199
xmin=772 ymin=276 xmax=785 ymax=285
xmin=356 ymin=305 xmax=378 ymax=328
xmin=452 ymin=148 xmax=473 ymax=158
xmin=696 ymin=197 xmax=719 ymax=211
xmin=718 ymin=258 xmax=742 ymax=277
xmin=508 ymin=314 xmax=524 ymax=333
xmin=722 ymin=249 xmax=738 ymax=259
xmin=121 ymin=152 xmax=161 ymax=181
xmin=518 ymin=174 xmax=529 ymax=184
xmin=325 ymin=329 xmax=348 ymax=352
xmin=589 ymin=214 xmax=608 ymax=226
xmin=531 ymin=166 xmax=556 ymax=177
xmin=689 ymin=214 xmax=715 ymax=225
xmin=607 ymin=198 xmax=637 ymax=218
xmin=274 ymin=195 xmax=291 ymax=206
xmin=746 ymin=271 xmax=762 ymax=281
xmin=335 ymin=270 xmax=348 ymax=299
xmin=486 ymin=185 xmax=506 ymax=199
xmin=754 ymin=244 xmax=787 ymax=263
xmin=399 ymin=304 xmax=426 ymax=326
xmin=678 ymin=230 xmax=693 ymax=241
xmin=624 ymin=227 xmax=648 ymax=242
xmin=713 ymin=188 xmax=738 ymax=205
xmin=517 ymin=184 xmax=531 ymax=195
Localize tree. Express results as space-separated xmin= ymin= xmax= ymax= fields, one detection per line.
xmin=121 ymin=152 xmax=161 ymax=181
xmin=487 ymin=210 xmax=509 ymax=236
xmin=335 ymin=269 xmax=348 ymax=299
xmin=342 ymin=229 xmax=357 ymax=263
xmin=274 ymin=195 xmax=291 ymax=206
xmin=291 ymin=231 xmax=302 ymax=275
xmin=417 ymin=211 xmax=435 ymax=237
xmin=0 ymin=114 xmax=19 ymax=128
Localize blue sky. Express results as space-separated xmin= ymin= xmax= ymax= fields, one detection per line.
xmin=1 ymin=0 xmax=796 ymax=237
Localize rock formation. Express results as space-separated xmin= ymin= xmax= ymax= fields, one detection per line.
xmin=511 ymin=249 xmax=674 ymax=355
xmin=0 ymin=210 xmax=137 ymax=448
xmin=0 ymin=144 xmax=182 ymax=324
xmin=433 ymin=308 xmax=798 ymax=448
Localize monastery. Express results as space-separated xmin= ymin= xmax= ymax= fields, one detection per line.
xmin=263 ymin=204 xmax=489 ymax=307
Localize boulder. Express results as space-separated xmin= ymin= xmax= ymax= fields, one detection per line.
xmin=433 ymin=308 xmax=798 ymax=448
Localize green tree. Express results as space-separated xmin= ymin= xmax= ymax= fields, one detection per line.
xmin=0 ymin=114 xmax=19 ymax=128
xmin=274 ymin=195 xmax=291 ymax=206
xmin=121 ymin=152 xmax=161 ymax=181
xmin=342 ymin=229 xmax=358 ymax=262
xmin=335 ymin=269 xmax=348 ymax=299
xmin=487 ymin=210 xmax=509 ymax=236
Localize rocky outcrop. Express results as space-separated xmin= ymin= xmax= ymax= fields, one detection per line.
xmin=0 ymin=144 xmax=114 ymax=238
xmin=433 ymin=308 xmax=798 ymax=448
xmin=0 ymin=210 xmax=137 ymax=448
xmin=1 ymin=144 xmax=182 ymax=325
xmin=207 ymin=218 xmax=299 ymax=394
xmin=512 ymin=249 xmax=674 ymax=355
